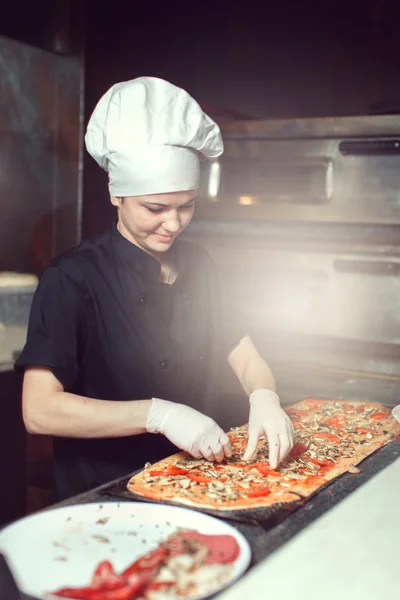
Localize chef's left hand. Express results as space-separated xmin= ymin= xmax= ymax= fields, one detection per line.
xmin=243 ymin=389 xmax=294 ymax=468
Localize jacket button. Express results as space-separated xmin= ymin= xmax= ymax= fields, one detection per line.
xmin=181 ymin=292 xmax=186 ymax=299
xmin=199 ymin=355 xmax=204 ymax=362
xmin=160 ymin=360 xmax=169 ymax=369
xmin=139 ymin=294 xmax=147 ymax=305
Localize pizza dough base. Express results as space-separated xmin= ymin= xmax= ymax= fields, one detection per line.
xmin=127 ymin=400 xmax=400 ymax=512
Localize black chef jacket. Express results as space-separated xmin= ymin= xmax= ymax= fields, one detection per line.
xmin=15 ymin=227 xmax=246 ymax=501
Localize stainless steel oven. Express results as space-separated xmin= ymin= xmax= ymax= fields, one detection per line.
xmin=185 ymin=115 xmax=400 ymax=420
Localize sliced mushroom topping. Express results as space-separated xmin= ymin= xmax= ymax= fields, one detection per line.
xmin=284 ymin=472 xmax=306 ymax=480
xmin=210 ymin=480 xmax=225 ymax=491
xmin=137 ymin=399 xmax=391 ymax=509
xmin=207 ymin=492 xmax=222 ymax=500
xmin=347 ymin=465 xmax=361 ymax=474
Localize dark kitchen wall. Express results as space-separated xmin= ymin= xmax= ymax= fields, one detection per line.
xmin=0 ymin=0 xmax=84 ymax=275
xmin=0 ymin=0 xmax=84 ymax=521
xmin=0 ymin=36 xmax=83 ymax=274
xmin=2 ymin=0 xmax=399 ymax=244
xmin=82 ymin=0 xmax=400 ymax=238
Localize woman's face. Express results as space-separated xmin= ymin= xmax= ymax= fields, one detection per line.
xmin=111 ymin=190 xmax=197 ymax=256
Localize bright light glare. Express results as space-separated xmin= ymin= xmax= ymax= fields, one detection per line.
xmin=238 ymin=195 xmax=257 ymax=205
xmin=277 ymin=289 xmax=312 ymax=322
xmin=326 ymin=161 xmax=334 ymax=200
xmin=208 ymin=161 xmax=221 ymax=199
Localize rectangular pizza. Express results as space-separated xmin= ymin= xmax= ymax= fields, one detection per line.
xmin=127 ymin=399 xmax=400 ymax=511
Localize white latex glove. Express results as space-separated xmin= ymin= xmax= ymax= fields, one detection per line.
xmin=392 ymin=405 xmax=400 ymax=423
xmin=243 ymin=389 xmax=294 ymax=468
xmin=146 ymin=398 xmax=232 ymax=462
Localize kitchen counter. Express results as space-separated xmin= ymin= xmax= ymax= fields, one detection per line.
xmin=217 ymin=452 xmax=400 ymax=600
xmin=46 ymin=438 xmax=400 ymax=583
xmin=3 ymin=435 xmax=397 ymax=600
xmin=2 ymin=366 xmax=399 ymax=597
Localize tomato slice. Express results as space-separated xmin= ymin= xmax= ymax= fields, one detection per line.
xmin=238 ymin=439 xmax=247 ymax=451
xmin=314 ymin=432 xmax=340 ymax=443
xmin=51 ymin=580 xmax=146 ymax=600
xmin=318 ymin=464 xmax=335 ymax=476
xmin=242 ymin=464 xmax=254 ymax=472
xmin=371 ymin=412 xmax=387 ymax=420
xmin=185 ymin=472 xmax=213 ymax=484
xmin=92 ymin=567 xmax=125 ymax=592
xmin=122 ymin=547 xmax=168 ymax=576
xmin=305 ymin=456 xmax=332 ymax=468
xmin=50 ymin=589 xmax=95 ymax=599
xmin=287 ymin=443 xmax=307 ymax=459
xmin=322 ymin=415 xmax=346 ymax=427
xmin=91 ymin=561 xmax=119 ymax=588
xmin=303 ymin=399 xmax=325 ymax=409
xmin=243 ymin=462 xmax=280 ymax=476
xmin=246 ymin=487 xmax=271 ymax=498
xmin=87 ymin=577 xmax=153 ymax=600
xmin=51 ymin=564 xmax=133 ymax=599
xmin=86 ymin=586 xmax=140 ymax=600
xmin=356 ymin=405 xmax=365 ymax=413
xmin=354 ymin=427 xmax=374 ymax=434
xmin=255 ymin=464 xmax=275 ymax=476
xmin=285 ymin=409 xmax=309 ymax=418
xmin=148 ymin=468 xmax=188 ymax=477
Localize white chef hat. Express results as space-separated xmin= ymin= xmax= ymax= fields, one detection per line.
xmin=85 ymin=76 xmax=223 ymax=197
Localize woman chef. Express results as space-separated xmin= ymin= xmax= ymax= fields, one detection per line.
xmin=15 ymin=77 xmax=294 ymax=501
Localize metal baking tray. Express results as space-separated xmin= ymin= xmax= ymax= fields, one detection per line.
xmin=102 ymin=439 xmax=400 ymax=530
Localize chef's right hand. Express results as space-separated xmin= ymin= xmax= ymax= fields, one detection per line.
xmin=146 ymin=398 xmax=231 ymax=462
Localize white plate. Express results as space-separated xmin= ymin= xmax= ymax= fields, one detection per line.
xmin=392 ymin=405 xmax=400 ymax=423
xmin=0 ymin=502 xmax=251 ymax=599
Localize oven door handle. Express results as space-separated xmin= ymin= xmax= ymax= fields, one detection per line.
xmin=339 ymin=140 xmax=400 ymax=155
xmin=333 ymin=259 xmax=400 ymax=276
